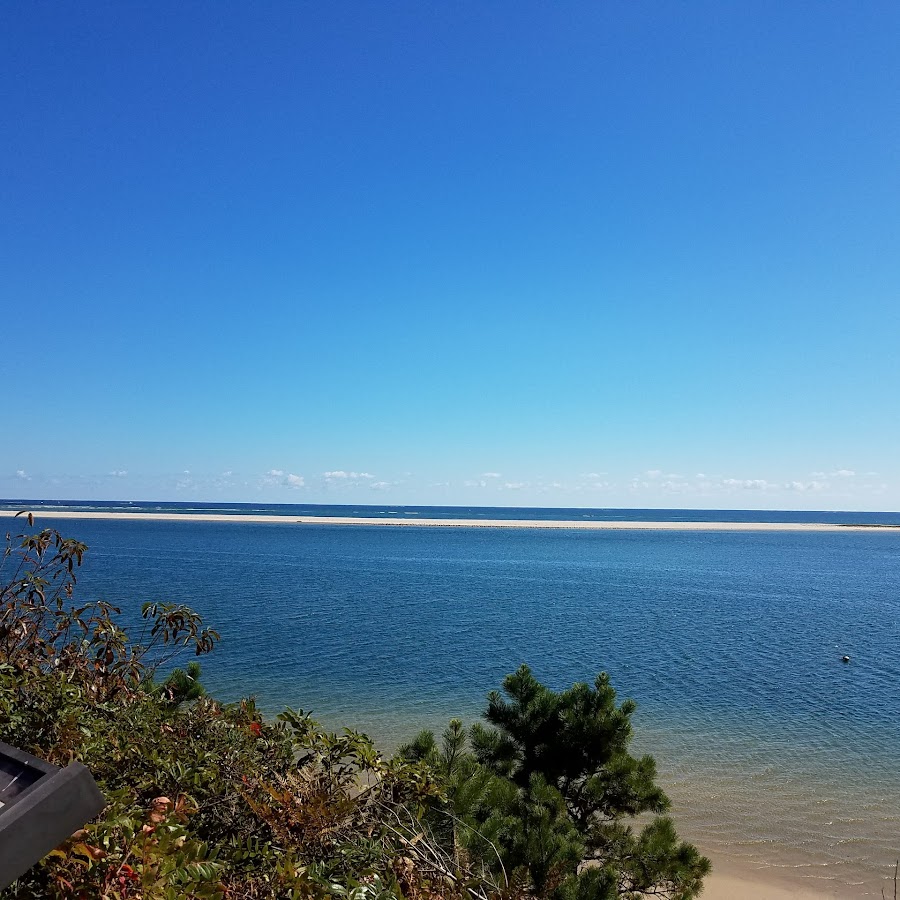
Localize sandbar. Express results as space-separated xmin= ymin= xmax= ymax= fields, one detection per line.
xmin=3 ymin=510 xmax=898 ymax=532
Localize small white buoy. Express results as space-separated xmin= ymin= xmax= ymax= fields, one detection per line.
xmin=842 ymin=655 xmax=851 ymax=663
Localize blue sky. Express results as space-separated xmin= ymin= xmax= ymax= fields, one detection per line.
xmin=2 ymin=2 xmax=898 ymax=509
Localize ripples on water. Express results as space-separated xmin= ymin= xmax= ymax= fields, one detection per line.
xmin=34 ymin=517 xmax=900 ymax=897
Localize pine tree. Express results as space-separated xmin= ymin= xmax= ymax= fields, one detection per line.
xmin=159 ymin=659 xmax=206 ymax=708
xmin=407 ymin=664 xmax=710 ymax=900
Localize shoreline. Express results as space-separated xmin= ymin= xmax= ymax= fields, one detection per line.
xmin=4 ymin=510 xmax=900 ymax=532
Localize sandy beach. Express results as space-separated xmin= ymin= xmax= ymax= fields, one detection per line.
xmin=702 ymin=857 xmax=847 ymax=899
xmin=4 ymin=509 xmax=899 ymax=532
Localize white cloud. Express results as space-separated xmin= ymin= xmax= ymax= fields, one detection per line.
xmin=108 ymin=470 xmax=128 ymax=477
xmin=464 ymin=479 xmax=487 ymax=488
xmin=323 ymin=471 xmax=373 ymax=480
xmin=262 ymin=469 xmax=305 ymax=489
xmin=722 ymin=478 xmax=773 ymax=490
xmin=15 ymin=469 xmax=29 ymax=480
xmin=607 ymin=467 xmax=893 ymax=500
xmin=482 ymin=472 xmax=502 ymax=479
xmin=370 ymin=481 xmax=392 ymax=490
xmin=785 ymin=480 xmax=826 ymax=492
xmin=503 ymin=482 xmax=527 ymax=490
xmin=811 ymin=469 xmax=855 ymax=480
xmin=627 ymin=473 xmax=796 ymax=494
xmin=575 ymin=472 xmax=610 ymax=491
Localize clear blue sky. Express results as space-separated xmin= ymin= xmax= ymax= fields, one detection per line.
xmin=2 ymin=2 xmax=898 ymax=509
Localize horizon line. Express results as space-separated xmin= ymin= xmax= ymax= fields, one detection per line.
xmin=1 ymin=497 xmax=898 ymax=515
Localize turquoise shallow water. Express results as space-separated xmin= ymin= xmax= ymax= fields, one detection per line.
xmin=17 ymin=512 xmax=900 ymax=896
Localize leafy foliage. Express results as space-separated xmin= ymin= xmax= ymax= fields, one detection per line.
xmin=0 ymin=516 xmax=708 ymax=900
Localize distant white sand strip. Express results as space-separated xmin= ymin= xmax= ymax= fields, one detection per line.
xmin=3 ymin=510 xmax=899 ymax=532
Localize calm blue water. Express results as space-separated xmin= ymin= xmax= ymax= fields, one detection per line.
xmin=7 ymin=510 xmax=900 ymax=894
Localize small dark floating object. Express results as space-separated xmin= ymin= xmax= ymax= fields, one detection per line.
xmin=842 ymin=655 xmax=851 ymax=663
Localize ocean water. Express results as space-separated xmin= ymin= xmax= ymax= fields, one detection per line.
xmin=6 ymin=507 xmax=900 ymax=895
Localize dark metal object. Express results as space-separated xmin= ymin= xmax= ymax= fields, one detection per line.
xmin=0 ymin=741 xmax=104 ymax=890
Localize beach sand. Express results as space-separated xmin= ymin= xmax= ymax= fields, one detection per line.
xmin=4 ymin=510 xmax=899 ymax=532
xmin=702 ymin=857 xmax=847 ymax=898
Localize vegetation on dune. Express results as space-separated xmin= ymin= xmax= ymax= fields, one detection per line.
xmin=0 ymin=515 xmax=709 ymax=900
